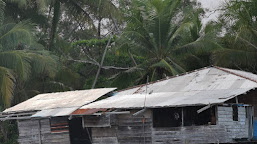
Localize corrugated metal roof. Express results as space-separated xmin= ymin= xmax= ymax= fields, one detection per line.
xmin=81 ymin=67 xmax=257 ymax=109
xmin=4 ymin=88 xmax=116 ymax=113
xmin=31 ymin=107 xmax=79 ymax=118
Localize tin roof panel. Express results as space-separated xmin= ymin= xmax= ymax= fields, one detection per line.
xmin=81 ymin=67 xmax=257 ymax=109
xmin=4 ymin=88 xmax=116 ymax=113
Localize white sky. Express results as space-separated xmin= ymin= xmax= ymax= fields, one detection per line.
xmin=197 ymin=0 xmax=225 ymax=25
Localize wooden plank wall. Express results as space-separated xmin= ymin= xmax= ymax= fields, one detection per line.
xmin=152 ymin=125 xmax=229 ymax=144
xmin=91 ymin=110 xmax=152 ymax=144
xmin=152 ymin=106 xmax=249 ymax=143
xmin=217 ymin=106 xmax=249 ymax=139
xmin=17 ymin=106 xmax=249 ymax=144
xmin=84 ymin=115 xmax=111 ymax=127
xmin=18 ymin=118 xmax=70 ymax=144
xmin=90 ymin=107 xmax=250 ymax=144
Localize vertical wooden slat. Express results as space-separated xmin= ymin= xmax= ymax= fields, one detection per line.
xmin=181 ymin=107 xmax=184 ymax=127
xmin=38 ymin=120 xmax=42 ymax=144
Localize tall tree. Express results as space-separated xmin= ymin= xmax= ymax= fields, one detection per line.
xmin=0 ymin=0 xmax=59 ymax=108
xmin=214 ymin=0 xmax=257 ymax=71
xmin=7 ymin=0 xmax=120 ymax=51
xmin=115 ymin=0 xmax=221 ymax=83
xmin=0 ymin=1 xmax=57 ymax=143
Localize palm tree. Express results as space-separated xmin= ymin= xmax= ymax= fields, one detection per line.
xmin=115 ymin=0 xmax=221 ymax=83
xmin=0 ymin=0 xmax=58 ymax=108
xmin=214 ymin=0 xmax=257 ymax=71
xmin=0 ymin=20 xmax=33 ymax=107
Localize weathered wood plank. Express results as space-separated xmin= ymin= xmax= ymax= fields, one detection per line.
xmin=93 ymin=137 xmax=118 ymax=144
xmin=18 ymin=119 xmax=70 ymax=144
xmin=84 ymin=115 xmax=111 ymax=127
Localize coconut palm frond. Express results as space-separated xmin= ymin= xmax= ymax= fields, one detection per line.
xmin=0 ymin=51 xmax=31 ymax=81
xmin=213 ymin=48 xmax=257 ymax=68
xmin=168 ymin=22 xmax=194 ymax=48
xmin=0 ymin=0 xmax=5 ymax=26
xmin=62 ymin=0 xmax=94 ymax=26
xmin=151 ymin=59 xmax=179 ymax=75
xmin=0 ymin=66 xmax=15 ymax=108
xmin=27 ymin=51 xmax=58 ymax=78
xmin=8 ymin=0 xmax=50 ymax=12
xmin=174 ymin=39 xmax=223 ymax=55
xmin=0 ymin=20 xmax=35 ymax=50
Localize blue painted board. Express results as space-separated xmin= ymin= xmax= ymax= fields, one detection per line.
xmin=253 ymin=120 xmax=257 ymax=139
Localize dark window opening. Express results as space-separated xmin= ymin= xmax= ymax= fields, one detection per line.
xmin=69 ymin=117 xmax=92 ymax=144
xmin=184 ymin=106 xmax=216 ymax=126
xmin=153 ymin=106 xmax=216 ymax=127
xmin=153 ymin=108 xmax=182 ymax=127
xmin=232 ymin=105 xmax=238 ymax=121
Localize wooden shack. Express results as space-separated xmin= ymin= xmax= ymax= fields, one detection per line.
xmin=2 ymin=66 xmax=257 ymax=144
xmin=77 ymin=66 xmax=257 ymax=144
xmin=0 ymin=88 xmax=116 ymax=144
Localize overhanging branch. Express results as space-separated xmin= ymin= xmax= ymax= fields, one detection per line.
xmin=69 ymin=59 xmax=131 ymax=70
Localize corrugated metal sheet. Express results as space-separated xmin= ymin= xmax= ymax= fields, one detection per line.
xmin=217 ymin=67 xmax=257 ymax=82
xmin=31 ymin=107 xmax=79 ymax=117
xmin=4 ymin=88 xmax=116 ymax=113
xmin=81 ymin=67 xmax=257 ymax=109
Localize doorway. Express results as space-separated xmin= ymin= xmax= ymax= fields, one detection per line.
xmin=69 ymin=117 xmax=92 ymax=144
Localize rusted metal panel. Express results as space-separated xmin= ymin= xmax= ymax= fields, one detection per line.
xmin=4 ymin=88 xmax=116 ymax=113
xmin=71 ymin=108 xmax=108 ymax=115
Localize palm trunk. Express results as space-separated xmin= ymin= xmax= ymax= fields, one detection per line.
xmin=97 ymin=18 xmax=102 ymax=38
xmin=48 ymin=1 xmax=61 ymax=51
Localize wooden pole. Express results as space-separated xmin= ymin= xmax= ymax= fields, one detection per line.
xmin=91 ymin=35 xmax=113 ymax=89
xmin=235 ymin=96 xmax=239 ymax=104
xmin=38 ymin=120 xmax=42 ymax=144
xmin=182 ymin=108 xmax=184 ymax=127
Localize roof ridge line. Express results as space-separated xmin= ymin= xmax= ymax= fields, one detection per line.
xmin=214 ymin=66 xmax=257 ymax=84
xmin=118 ymin=66 xmax=213 ymax=92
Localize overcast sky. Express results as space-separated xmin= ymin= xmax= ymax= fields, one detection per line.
xmin=197 ymin=0 xmax=225 ymax=24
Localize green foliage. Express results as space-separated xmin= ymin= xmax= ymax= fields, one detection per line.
xmin=214 ymin=0 xmax=257 ymax=71
xmin=55 ymin=68 xmax=81 ymax=89
xmin=28 ymin=50 xmax=58 ymax=78
xmin=7 ymin=0 xmax=50 ymax=12
xmin=0 ymin=66 xmax=14 ymax=107
xmin=151 ymin=59 xmax=179 ymax=76
xmin=0 ymin=20 xmax=35 ymax=50
xmin=110 ymin=68 xmax=141 ymax=89
xmin=0 ymin=51 xmax=30 ymax=81
xmin=115 ymin=0 xmax=220 ymax=85
xmin=0 ymin=121 xmax=18 ymax=144
xmin=0 ymin=5 xmax=40 ymax=107
xmin=72 ymin=36 xmax=116 ymax=47
xmin=0 ymin=0 xmax=5 ymax=25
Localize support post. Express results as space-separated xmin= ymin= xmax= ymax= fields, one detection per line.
xmin=235 ymin=96 xmax=239 ymax=104
xmin=182 ymin=107 xmax=184 ymax=127
xmin=38 ymin=120 xmax=42 ymax=144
